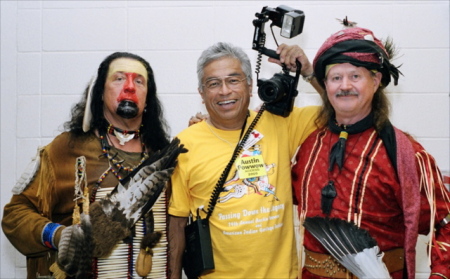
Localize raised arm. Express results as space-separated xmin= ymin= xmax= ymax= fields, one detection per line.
xmin=268 ymin=43 xmax=325 ymax=95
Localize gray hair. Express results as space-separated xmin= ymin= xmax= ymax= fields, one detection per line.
xmin=197 ymin=42 xmax=252 ymax=91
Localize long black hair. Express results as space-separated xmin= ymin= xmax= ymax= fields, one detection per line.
xmin=64 ymin=52 xmax=170 ymax=151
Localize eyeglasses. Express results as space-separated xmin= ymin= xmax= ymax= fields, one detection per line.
xmin=202 ymin=76 xmax=247 ymax=92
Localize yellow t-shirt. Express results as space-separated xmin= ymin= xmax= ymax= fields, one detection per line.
xmin=169 ymin=106 xmax=318 ymax=278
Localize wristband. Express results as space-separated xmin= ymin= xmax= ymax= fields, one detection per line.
xmin=302 ymin=73 xmax=315 ymax=83
xmin=42 ymin=222 xmax=62 ymax=250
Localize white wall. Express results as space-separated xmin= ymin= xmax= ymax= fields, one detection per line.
xmin=1 ymin=1 xmax=448 ymax=278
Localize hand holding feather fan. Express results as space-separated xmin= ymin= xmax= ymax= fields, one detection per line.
xmin=57 ymin=138 xmax=187 ymax=278
xmin=303 ymin=217 xmax=391 ymax=279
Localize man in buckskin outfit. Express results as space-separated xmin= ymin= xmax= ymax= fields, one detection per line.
xmin=2 ymin=52 xmax=184 ymax=279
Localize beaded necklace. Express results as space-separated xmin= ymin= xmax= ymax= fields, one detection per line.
xmin=107 ymin=123 xmax=142 ymax=145
xmin=90 ymin=134 xmax=148 ymax=203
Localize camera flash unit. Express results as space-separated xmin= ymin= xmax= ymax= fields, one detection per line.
xmin=281 ymin=10 xmax=304 ymax=38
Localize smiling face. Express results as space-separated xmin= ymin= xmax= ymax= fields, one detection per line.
xmin=199 ymin=57 xmax=252 ymax=130
xmin=103 ymin=58 xmax=148 ymax=124
xmin=324 ymin=63 xmax=382 ymax=125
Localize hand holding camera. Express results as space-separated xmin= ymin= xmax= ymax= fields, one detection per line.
xmin=252 ymin=5 xmax=305 ymax=117
xmin=269 ymin=44 xmax=313 ymax=76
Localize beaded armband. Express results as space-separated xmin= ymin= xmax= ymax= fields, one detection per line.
xmin=41 ymin=222 xmax=62 ymax=250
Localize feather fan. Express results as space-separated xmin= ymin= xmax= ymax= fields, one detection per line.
xmin=303 ymin=216 xmax=391 ymax=279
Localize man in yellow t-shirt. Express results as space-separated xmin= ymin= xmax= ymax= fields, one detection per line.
xmin=168 ymin=42 xmax=318 ymax=279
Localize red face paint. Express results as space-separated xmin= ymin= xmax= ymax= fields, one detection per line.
xmin=117 ymin=73 xmax=140 ymax=104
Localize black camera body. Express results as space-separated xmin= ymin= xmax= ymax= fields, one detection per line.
xmin=252 ymin=5 xmax=305 ymax=117
xmin=257 ymin=73 xmax=298 ymax=117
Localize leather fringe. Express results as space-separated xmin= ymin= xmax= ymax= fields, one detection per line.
xmin=36 ymin=149 xmax=56 ymax=217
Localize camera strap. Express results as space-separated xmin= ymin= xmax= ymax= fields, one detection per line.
xmin=205 ymin=104 xmax=266 ymax=220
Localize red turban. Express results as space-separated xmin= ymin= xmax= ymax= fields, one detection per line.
xmin=313 ymin=27 xmax=401 ymax=88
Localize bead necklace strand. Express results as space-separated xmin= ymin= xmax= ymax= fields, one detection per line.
xmin=100 ymin=135 xmax=147 ymax=178
xmin=91 ymin=134 xmax=148 ymax=202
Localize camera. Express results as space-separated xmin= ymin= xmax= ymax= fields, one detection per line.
xmin=257 ymin=73 xmax=298 ymax=116
xmin=252 ymin=5 xmax=305 ymax=117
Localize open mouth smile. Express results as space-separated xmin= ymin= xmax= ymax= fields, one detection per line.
xmin=217 ymin=99 xmax=237 ymax=105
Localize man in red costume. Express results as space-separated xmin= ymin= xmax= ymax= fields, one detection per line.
xmin=291 ymin=27 xmax=450 ymax=278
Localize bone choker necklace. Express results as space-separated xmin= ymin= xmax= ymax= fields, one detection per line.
xmin=107 ymin=124 xmax=141 ymax=145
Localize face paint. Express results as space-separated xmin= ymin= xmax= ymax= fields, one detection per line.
xmin=104 ymin=58 xmax=148 ymax=120
xmin=117 ymin=73 xmax=140 ymax=104
xmin=107 ymin=58 xmax=147 ymax=106
xmin=107 ymin=58 xmax=147 ymax=81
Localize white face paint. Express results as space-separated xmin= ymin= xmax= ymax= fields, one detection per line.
xmin=106 ymin=58 xmax=148 ymax=82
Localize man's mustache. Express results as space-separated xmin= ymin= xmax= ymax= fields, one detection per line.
xmin=336 ymin=91 xmax=358 ymax=97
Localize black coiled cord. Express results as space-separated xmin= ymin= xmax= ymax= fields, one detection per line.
xmin=206 ymin=104 xmax=266 ymax=219
xmin=255 ymin=32 xmax=266 ymax=81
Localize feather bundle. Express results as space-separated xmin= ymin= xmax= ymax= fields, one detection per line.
xmin=89 ymin=201 xmax=130 ymax=258
xmin=76 ymin=214 xmax=93 ymax=277
xmin=303 ymin=217 xmax=391 ymax=279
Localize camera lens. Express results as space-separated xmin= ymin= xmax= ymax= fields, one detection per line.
xmin=258 ymin=74 xmax=287 ymax=103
